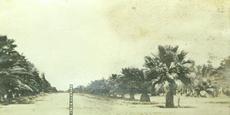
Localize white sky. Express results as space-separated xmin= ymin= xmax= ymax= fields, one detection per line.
xmin=0 ymin=0 xmax=230 ymax=90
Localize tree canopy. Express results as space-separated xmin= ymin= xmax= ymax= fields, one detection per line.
xmin=0 ymin=36 xmax=56 ymax=104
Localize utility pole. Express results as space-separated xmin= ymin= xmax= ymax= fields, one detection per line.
xmin=69 ymin=84 xmax=73 ymax=115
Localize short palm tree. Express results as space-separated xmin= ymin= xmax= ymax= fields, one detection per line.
xmin=121 ymin=68 xmax=151 ymax=102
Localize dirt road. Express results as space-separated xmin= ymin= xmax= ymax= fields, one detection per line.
xmin=0 ymin=93 xmax=229 ymax=115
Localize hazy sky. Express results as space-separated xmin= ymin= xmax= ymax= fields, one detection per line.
xmin=0 ymin=0 xmax=229 ymax=90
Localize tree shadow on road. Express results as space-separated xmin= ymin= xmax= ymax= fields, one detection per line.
xmin=156 ymin=105 xmax=196 ymax=108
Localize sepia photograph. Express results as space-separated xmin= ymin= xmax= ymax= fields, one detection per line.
xmin=0 ymin=0 xmax=229 ymax=115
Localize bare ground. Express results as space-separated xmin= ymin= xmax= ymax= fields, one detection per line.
xmin=0 ymin=93 xmax=229 ymax=115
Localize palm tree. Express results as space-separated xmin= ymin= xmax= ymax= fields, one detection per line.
xmin=121 ymin=68 xmax=151 ymax=102
xmin=110 ymin=74 xmax=128 ymax=98
xmin=86 ymin=79 xmax=110 ymax=96
xmin=107 ymin=74 xmax=120 ymax=97
xmin=144 ymin=45 xmax=192 ymax=107
xmin=0 ymin=36 xmax=56 ymax=104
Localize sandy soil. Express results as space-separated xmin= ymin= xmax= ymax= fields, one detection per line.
xmin=0 ymin=93 xmax=229 ymax=115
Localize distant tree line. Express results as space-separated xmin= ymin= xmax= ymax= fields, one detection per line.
xmin=74 ymin=45 xmax=230 ymax=108
xmin=0 ymin=36 xmax=57 ymax=104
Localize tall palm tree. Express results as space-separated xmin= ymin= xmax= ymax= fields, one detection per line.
xmin=144 ymin=45 xmax=192 ymax=107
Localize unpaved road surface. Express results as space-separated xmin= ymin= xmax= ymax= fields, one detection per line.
xmin=0 ymin=93 xmax=229 ymax=115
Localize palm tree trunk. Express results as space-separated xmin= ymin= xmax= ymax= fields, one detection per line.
xmin=140 ymin=91 xmax=150 ymax=102
xmin=7 ymin=92 xmax=13 ymax=104
xmin=151 ymin=85 xmax=156 ymax=96
xmin=165 ymin=77 xmax=176 ymax=108
xmin=121 ymin=94 xmax=125 ymax=98
xmin=0 ymin=94 xmax=3 ymax=102
xmin=166 ymin=89 xmax=174 ymax=107
xmin=129 ymin=92 xmax=135 ymax=100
